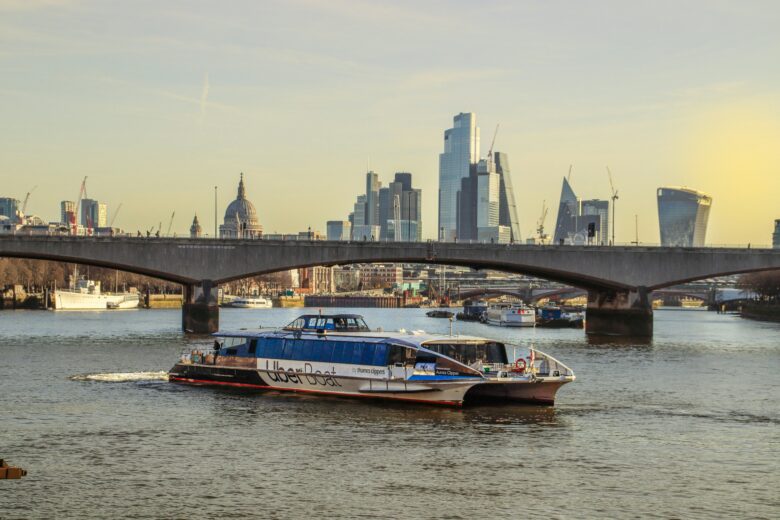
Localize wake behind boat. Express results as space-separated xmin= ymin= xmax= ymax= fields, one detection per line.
xmin=169 ymin=314 xmax=575 ymax=406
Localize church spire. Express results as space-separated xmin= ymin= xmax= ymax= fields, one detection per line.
xmin=237 ymin=172 xmax=246 ymax=200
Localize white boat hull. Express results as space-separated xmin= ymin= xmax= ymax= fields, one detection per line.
xmin=54 ymin=290 xmax=140 ymax=310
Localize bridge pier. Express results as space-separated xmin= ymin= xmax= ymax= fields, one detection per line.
xmin=586 ymin=287 xmax=653 ymax=337
xmin=182 ymin=280 xmax=219 ymax=334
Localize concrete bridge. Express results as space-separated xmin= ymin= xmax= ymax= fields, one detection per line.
xmin=1 ymin=235 xmax=779 ymax=336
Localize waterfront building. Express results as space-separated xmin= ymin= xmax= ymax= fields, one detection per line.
xmin=327 ymin=220 xmax=352 ymax=241
xmin=219 ymin=173 xmax=263 ymax=239
xmin=190 ymin=215 xmax=202 ymax=238
xmin=360 ymin=264 xmax=404 ymax=289
xmin=439 ymin=112 xmax=479 ymax=241
xmin=581 ymin=199 xmax=610 ymax=245
xmin=298 ymin=266 xmax=334 ymax=293
xmin=773 ymin=219 xmax=779 ymax=249
xmin=0 ymin=198 xmax=21 ymax=223
xmin=60 ymin=201 xmax=76 ymax=225
xmin=657 ymin=187 xmax=712 ymax=247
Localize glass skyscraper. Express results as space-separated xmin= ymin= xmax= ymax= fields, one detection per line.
xmin=553 ymin=177 xmax=580 ymax=244
xmin=439 ymin=112 xmax=479 ymax=241
xmin=657 ymin=187 xmax=712 ymax=247
xmin=772 ymin=219 xmax=779 ymax=249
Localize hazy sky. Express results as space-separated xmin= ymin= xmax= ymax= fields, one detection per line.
xmin=2 ymin=0 xmax=779 ymax=244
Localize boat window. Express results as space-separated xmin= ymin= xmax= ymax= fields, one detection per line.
xmin=248 ymin=339 xmax=257 ymax=355
xmin=387 ymin=345 xmax=417 ymax=366
xmin=349 ymin=343 xmax=363 ymax=364
xmin=372 ymin=344 xmax=388 ymax=366
xmin=331 ymin=342 xmax=350 ymax=364
xmin=423 ymin=342 xmax=507 ymax=365
xmin=285 ymin=318 xmax=305 ymax=330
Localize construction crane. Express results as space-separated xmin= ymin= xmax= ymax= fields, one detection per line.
xmin=166 ymin=211 xmax=176 ymax=237
xmin=21 ymin=185 xmax=37 ymax=215
xmin=607 ymin=167 xmax=618 ymax=246
xmin=487 ymin=124 xmax=500 ymax=160
xmin=72 ymin=176 xmax=88 ymax=235
xmin=536 ymin=200 xmax=549 ymax=244
xmin=109 ymin=203 xmax=123 ymax=227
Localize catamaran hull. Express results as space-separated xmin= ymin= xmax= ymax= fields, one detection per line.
xmin=168 ymin=363 xmax=567 ymax=406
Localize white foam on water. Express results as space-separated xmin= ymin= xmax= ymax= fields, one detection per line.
xmin=70 ymin=371 xmax=169 ymax=382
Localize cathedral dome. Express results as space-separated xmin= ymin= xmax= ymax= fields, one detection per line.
xmin=224 ymin=174 xmax=259 ymax=224
xmin=220 ymin=173 xmax=263 ymax=238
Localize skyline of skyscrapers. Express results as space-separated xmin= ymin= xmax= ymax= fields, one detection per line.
xmin=439 ymin=112 xmax=521 ymax=243
xmin=553 ymin=177 xmax=610 ymax=245
xmin=657 ymin=187 xmax=712 ymax=247
xmin=0 ymin=198 xmax=20 ymax=223
xmin=346 ymin=171 xmax=422 ymax=241
xmin=326 ymin=220 xmax=352 ymax=241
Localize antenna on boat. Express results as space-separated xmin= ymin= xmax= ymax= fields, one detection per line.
xmin=449 ymin=315 xmax=454 ymax=337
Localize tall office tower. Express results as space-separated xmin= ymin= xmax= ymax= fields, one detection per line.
xmin=60 ymin=201 xmax=76 ymax=225
xmin=0 ymin=198 xmax=21 ymax=223
xmin=581 ymin=199 xmax=610 ymax=245
xmin=377 ymin=172 xmax=423 ymax=241
xmin=439 ymin=112 xmax=479 ymax=241
xmin=476 ymin=158 xmax=500 ymax=241
xmin=365 ymin=171 xmax=381 ymax=228
xmin=552 ymin=177 xmax=581 ymax=244
xmin=494 ymin=152 xmax=521 ymax=243
xmin=657 ymin=187 xmax=712 ymax=247
xmin=327 ymin=220 xmax=352 ymax=241
xmin=351 ymin=194 xmax=377 ymax=240
xmin=81 ymin=199 xmax=108 ymax=228
xmin=774 ymin=220 xmax=780 ymax=249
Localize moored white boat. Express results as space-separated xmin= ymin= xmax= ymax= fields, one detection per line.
xmin=483 ymin=302 xmax=536 ymax=327
xmin=54 ymin=276 xmax=139 ymax=310
xmin=168 ymin=314 xmax=575 ymax=406
xmin=229 ymin=296 xmax=273 ymax=309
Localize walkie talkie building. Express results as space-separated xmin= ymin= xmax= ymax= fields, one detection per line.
xmin=657 ymin=187 xmax=712 ymax=247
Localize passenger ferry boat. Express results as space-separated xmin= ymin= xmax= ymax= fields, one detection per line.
xmin=483 ymin=302 xmax=536 ymax=327
xmin=169 ymin=314 xmax=575 ymax=406
xmin=229 ymin=296 xmax=273 ymax=309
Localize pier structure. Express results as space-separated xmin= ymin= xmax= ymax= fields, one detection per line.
xmin=1 ymin=236 xmax=780 ymax=336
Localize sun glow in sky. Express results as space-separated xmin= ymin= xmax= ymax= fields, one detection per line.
xmin=1 ymin=0 xmax=778 ymax=244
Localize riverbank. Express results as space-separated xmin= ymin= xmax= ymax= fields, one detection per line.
xmin=740 ymin=302 xmax=780 ymax=322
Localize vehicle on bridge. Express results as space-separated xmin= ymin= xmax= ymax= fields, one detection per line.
xmin=168 ymin=314 xmax=575 ymax=406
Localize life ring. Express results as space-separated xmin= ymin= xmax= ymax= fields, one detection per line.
xmin=513 ymin=358 xmax=527 ymax=373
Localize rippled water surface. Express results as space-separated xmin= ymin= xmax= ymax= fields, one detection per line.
xmin=1 ymin=308 xmax=778 ymax=519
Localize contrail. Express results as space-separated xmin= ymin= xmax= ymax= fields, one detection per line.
xmin=200 ymin=73 xmax=210 ymax=122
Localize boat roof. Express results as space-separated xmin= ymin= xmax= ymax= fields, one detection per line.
xmin=213 ymin=329 xmax=497 ymax=349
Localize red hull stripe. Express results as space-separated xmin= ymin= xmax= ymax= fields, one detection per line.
xmin=168 ymin=376 xmax=463 ymax=407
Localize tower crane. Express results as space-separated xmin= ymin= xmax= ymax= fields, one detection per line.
xmin=166 ymin=211 xmax=176 ymax=237
xmin=536 ymin=200 xmax=549 ymax=244
xmin=71 ymin=176 xmax=88 ymax=235
xmin=487 ymin=124 xmax=500 ymax=159
xmin=109 ymin=203 xmax=123 ymax=227
xmin=607 ymin=167 xmax=618 ymax=246
xmin=21 ymin=185 xmax=37 ymax=215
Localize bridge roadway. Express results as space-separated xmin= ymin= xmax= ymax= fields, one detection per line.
xmin=2 ymin=235 xmax=779 ymax=336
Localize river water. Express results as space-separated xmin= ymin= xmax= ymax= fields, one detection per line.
xmin=0 ymin=308 xmax=777 ymax=519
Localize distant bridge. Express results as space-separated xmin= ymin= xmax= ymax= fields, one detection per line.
xmin=1 ymin=236 xmax=779 ymax=336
